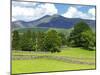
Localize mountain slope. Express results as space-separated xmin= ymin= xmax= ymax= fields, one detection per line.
xmin=12 ymin=14 xmax=96 ymax=30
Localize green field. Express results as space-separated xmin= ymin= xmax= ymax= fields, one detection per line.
xmin=12 ymin=59 xmax=95 ymax=74
xmin=12 ymin=48 xmax=96 ymax=74
xmin=14 ymin=27 xmax=49 ymax=33
xmin=13 ymin=27 xmax=72 ymax=34
xmin=12 ymin=47 xmax=95 ymax=58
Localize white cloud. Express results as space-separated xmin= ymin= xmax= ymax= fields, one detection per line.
xmin=12 ymin=5 xmax=35 ymax=21
xmin=62 ymin=7 xmax=77 ymax=18
xmin=44 ymin=3 xmax=58 ymax=15
xmin=88 ymin=8 xmax=95 ymax=20
xmin=62 ymin=7 xmax=90 ymax=19
xmin=12 ymin=1 xmax=38 ymax=7
xmin=62 ymin=7 xmax=95 ymax=20
xmin=88 ymin=8 xmax=95 ymax=16
xmin=12 ymin=2 xmax=58 ymax=21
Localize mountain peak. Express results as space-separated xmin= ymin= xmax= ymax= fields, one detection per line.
xmin=12 ymin=14 xmax=95 ymax=30
xmin=42 ymin=15 xmax=51 ymax=18
xmin=52 ymin=14 xmax=62 ymax=17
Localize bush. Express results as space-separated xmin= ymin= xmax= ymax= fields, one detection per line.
xmin=21 ymin=43 xmax=33 ymax=51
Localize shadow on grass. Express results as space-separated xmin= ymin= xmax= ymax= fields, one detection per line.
xmin=81 ymin=47 xmax=96 ymax=51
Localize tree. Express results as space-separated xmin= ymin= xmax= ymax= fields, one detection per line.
xmin=58 ymin=33 xmax=67 ymax=46
xmin=43 ymin=30 xmax=62 ymax=52
xmin=68 ymin=21 xmax=95 ymax=50
xmin=35 ymin=32 xmax=45 ymax=51
xmin=81 ymin=30 xmax=96 ymax=50
xmin=20 ymin=30 xmax=33 ymax=51
xmin=32 ymin=32 xmax=36 ymax=51
xmin=12 ymin=30 xmax=20 ymax=50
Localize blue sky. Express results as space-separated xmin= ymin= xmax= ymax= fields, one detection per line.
xmin=12 ymin=1 xmax=95 ymax=21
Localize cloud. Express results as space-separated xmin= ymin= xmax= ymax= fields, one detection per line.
xmin=12 ymin=1 xmax=95 ymax=21
xmin=62 ymin=7 xmax=77 ymax=18
xmin=12 ymin=5 xmax=35 ymax=21
xmin=88 ymin=8 xmax=95 ymax=20
xmin=44 ymin=3 xmax=58 ymax=15
xmin=88 ymin=8 xmax=95 ymax=16
xmin=12 ymin=1 xmax=38 ymax=7
xmin=62 ymin=7 xmax=95 ymax=20
xmin=12 ymin=1 xmax=58 ymax=21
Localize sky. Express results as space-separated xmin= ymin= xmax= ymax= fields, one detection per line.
xmin=12 ymin=1 xmax=96 ymax=21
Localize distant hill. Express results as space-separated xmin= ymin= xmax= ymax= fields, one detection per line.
xmin=12 ymin=14 xmax=96 ymax=30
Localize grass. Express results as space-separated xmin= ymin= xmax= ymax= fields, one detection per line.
xmin=12 ymin=47 xmax=96 ymax=74
xmin=12 ymin=47 xmax=95 ymax=58
xmin=13 ymin=27 xmax=49 ymax=33
xmin=13 ymin=27 xmax=71 ymax=34
xmin=49 ymin=28 xmax=72 ymax=34
xmin=12 ymin=58 xmax=95 ymax=74
xmin=56 ymin=48 xmax=95 ymax=58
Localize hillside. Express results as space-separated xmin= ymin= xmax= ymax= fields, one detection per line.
xmin=12 ymin=14 xmax=96 ymax=31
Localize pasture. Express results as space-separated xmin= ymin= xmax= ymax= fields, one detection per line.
xmin=12 ymin=47 xmax=96 ymax=74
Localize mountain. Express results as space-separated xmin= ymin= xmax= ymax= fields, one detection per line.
xmin=12 ymin=14 xmax=96 ymax=30
xmin=11 ymin=15 xmax=51 ymax=29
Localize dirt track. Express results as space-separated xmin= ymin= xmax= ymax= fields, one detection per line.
xmin=12 ymin=55 xmax=95 ymax=65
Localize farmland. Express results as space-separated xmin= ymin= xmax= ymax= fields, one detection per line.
xmin=12 ymin=47 xmax=96 ymax=74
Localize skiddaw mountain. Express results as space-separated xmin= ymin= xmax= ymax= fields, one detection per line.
xmin=12 ymin=15 xmax=95 ymax=30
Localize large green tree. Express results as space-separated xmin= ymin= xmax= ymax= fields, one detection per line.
xmin=58 ymin=33 xmax=67 ymax=46
xmin=68 ymin=21 xmax=95 ymax=50
xmin=20 ymin=30 xmax=33 ymax=51
xmin=81 ymin=30 xmax=95 ymax=50
xmin=43 ymin=30 xmax=62 ymax=53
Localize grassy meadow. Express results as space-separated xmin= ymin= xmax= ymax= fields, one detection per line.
xmin=12 ymin=47 xmax=96 ymax=74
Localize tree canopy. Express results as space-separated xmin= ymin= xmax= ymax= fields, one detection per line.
xmin=67 ymin=21 xmax=95 ymax=50
xmin=12 ymin=21 xmax=96 ymax=51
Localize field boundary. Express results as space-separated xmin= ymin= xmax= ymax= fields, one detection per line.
xmin=12 ymin=55 xmax=95 ymax=65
